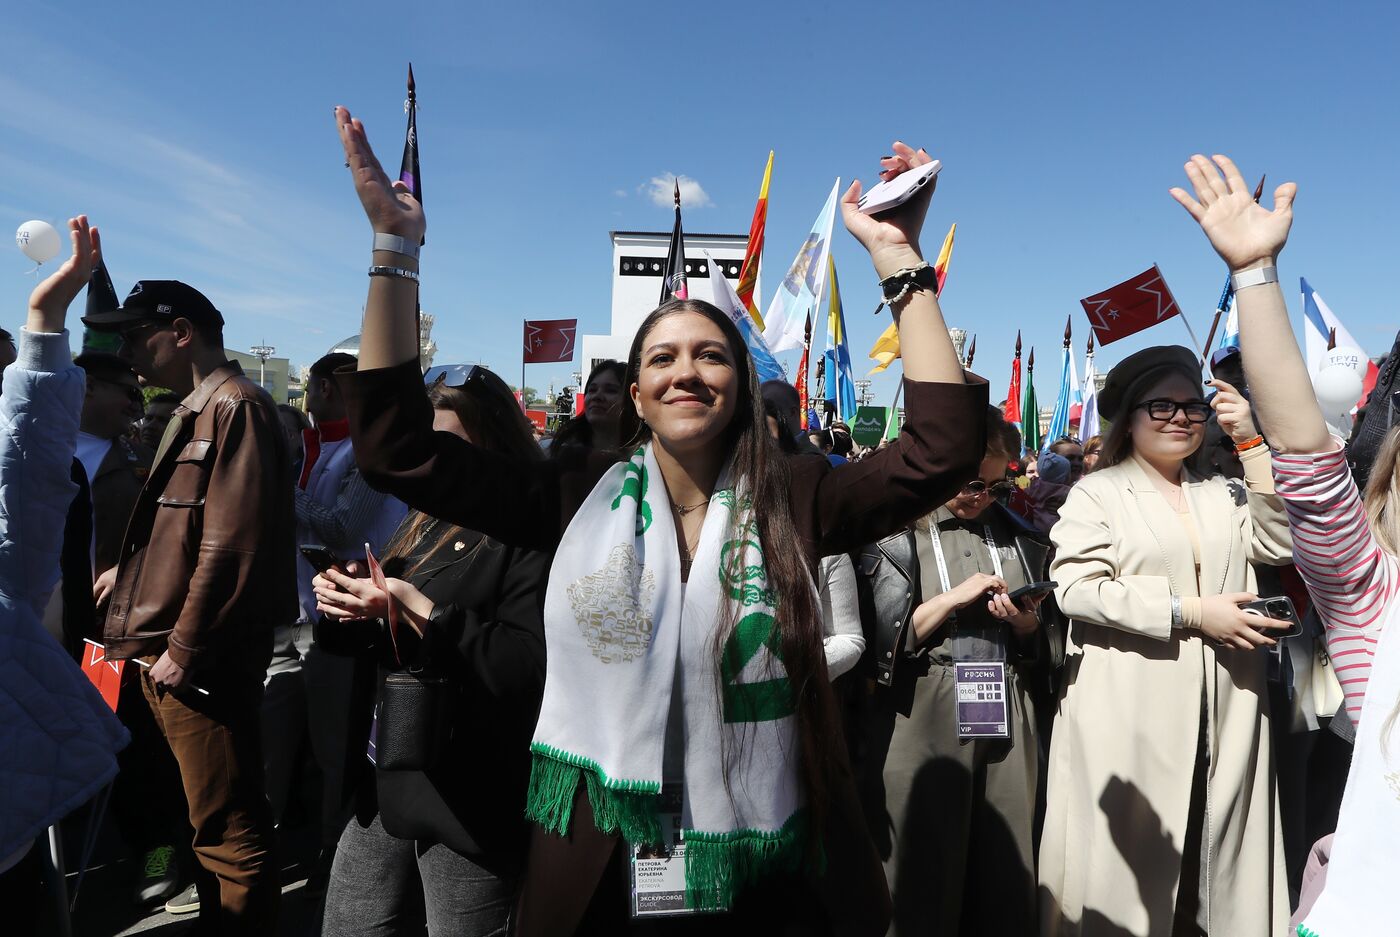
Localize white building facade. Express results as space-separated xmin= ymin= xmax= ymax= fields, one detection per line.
xmin=580 ymin=230 xmax=752 ymax=374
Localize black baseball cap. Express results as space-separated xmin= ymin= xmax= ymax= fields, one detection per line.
xmin=82 ymin=280 xmax=224 ymax=332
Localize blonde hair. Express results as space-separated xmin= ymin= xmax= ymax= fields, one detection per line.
xmin=1362 ymin=427 xmax=1400 ymax=754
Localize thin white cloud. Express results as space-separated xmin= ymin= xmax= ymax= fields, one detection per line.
xmin=641 ymin=173 xmax=712 ymax=209
xmin=612 ymin=189 xmax=628 ymax=198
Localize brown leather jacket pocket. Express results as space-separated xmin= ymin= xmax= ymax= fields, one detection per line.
xmin=156 ymin=438 xmax=213 ymax=507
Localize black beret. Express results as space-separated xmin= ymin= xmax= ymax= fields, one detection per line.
xmin=1098 ymin=345 xmax=1201 ymax=423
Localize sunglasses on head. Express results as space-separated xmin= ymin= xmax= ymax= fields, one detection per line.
xmin=1137 ymin=399 xmax=1211 ymax=424
xmin=424 ymin=363 xmax=514 ymax=399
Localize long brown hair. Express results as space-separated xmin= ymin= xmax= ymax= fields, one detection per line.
xmin=625 ymin=299 xmax=833 ymax=851
xmin=385 ymin=375 xmax=543 ymax=574
xmin=549 ymin=359 xmax=627 ymax=456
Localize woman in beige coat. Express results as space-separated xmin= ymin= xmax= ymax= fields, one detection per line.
xmin=1039 ymin=345 xmax=1293 ymax=936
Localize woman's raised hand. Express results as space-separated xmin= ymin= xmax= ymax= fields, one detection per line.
xmin=1207 ymin=379 xmax=1259 ymax=444
xmin=841 ymin=141 xmax=935 ymax=275
xmin=1169 ymin=154 xmax=1295 ymax=272
xmin=335 ymin=105 xmax=425 ymax=242
xmin=27 ymin=216 xmax=100 ymax=334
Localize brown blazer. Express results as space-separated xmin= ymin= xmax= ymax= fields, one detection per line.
xmin=90 ymin=434 xmax=153 ymax=577
xmin=340 ymin=359 xmax=989 ymax=934
xmin=102 ymin=363 xmax=297 ymax=672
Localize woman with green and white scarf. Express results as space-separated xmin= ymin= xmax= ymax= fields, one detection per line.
xmin=332 ymin=107 xmax=989 ymax=936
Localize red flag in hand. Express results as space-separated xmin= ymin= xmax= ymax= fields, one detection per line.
xmin=1080 ymin=265 xmax=1181 ymax=346
xmin=81 ymin=639 xmax=125 ymax=712
xmin=522 ymin=319 xmax=578 ymax=364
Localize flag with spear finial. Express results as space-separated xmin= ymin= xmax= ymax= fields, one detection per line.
xmin=1004 ymin=331 xmax=1022 ymax=427
xmin=1042 ymin=316 xmax=1075 ymax=449
xmin=400 ymin=64 xmax=422 ymax=204
xmin=796 ymin=313 xmax=813 ymax=428
xmin=965 ymin=334 xmax=977 ymax=370
xmin=83 ymin=256 xmax=124 ymax=354
xmin=1078 ymin=331 xmax=1100 ymax=443
xmin=659 ymin=179 xmax=689 ymax=304
xmin=1021 ymin=347 xmax=1041 ymax=455
xmin=735 ymin=151 xmax=773 ymax=328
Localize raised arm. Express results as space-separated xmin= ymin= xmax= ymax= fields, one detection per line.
xmin=332 ymin=106 xmax=571 ymax=549
xmin=840 ymin=142 xmax=964 ymax=386
xmin=0 ymin=218 xmax=98 ymax=614
xmin=1170 ymin=154 xmax=1330 ymax=454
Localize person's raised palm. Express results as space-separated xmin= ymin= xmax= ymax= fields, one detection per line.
xmin=841 ymin=141 xmax=935 ymax=272
xmin=29 ymin=216 xmax=100 ymax=326
xmin=335 ymin=106 xmax=425 ymax=241
xmin=1169 ymin=154 xmax=1295 ymax=272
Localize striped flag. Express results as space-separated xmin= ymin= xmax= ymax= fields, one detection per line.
xmin=1078 ymin=346 xmax=1100 ymax=443
xmin=1302 ymin=277 xmax=1378 ymax=405
xmin=824 ymin=257 xmax=857 ymax=421
xmin=1042 ymin=342 xmax=1073 ymax=450
xmin=868 ymin=222 xmax=956 ymax=373
xmin=703 ymin=250 xmax=784 ymax=383
xmin=735 ymin=151 xmax=773 ymax=329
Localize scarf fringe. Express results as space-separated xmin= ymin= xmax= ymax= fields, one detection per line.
xmin=525 ymin=745 xmax=662 ymax=844
xmin=682 ymin=809 xmax=811 ymax=911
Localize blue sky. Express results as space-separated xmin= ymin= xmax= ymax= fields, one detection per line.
xmin=3 ymin=0 xmax=1397 ymax=409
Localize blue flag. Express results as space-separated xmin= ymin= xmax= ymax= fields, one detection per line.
xmin=1042 ymin=344 xmax=1073 ymax=451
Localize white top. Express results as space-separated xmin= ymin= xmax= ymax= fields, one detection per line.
xmin=820 ymin=554 xmax=865 ymax=679
xmin=74 ymin=431 xmax=109 ymax=490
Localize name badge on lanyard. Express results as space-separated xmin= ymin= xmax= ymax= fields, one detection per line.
xmin=930 ymin=522 xmax=1011 ymax=739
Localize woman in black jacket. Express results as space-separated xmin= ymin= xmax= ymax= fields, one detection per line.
xmin=313 ymin=367 xmax=549 ymax=937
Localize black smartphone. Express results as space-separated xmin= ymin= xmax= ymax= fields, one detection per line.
xmin=1009 ymin=581 xmax=1057 ymax=603
xmin=298 ymin=544 xmax=342 ymax=575
xmin=1241 ymin=596 xmax=1304 ymax=639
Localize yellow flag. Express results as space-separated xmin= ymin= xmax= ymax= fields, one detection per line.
xmin=866 ymin=222 xmax=956 ymax=373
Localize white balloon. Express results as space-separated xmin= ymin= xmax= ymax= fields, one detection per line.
xmin=1319 ymin=345 xmax=1368 ymax=377
xmin=1313 ymin=364 xmax=1365 ymax=417
xmin=16 ymin=220 xmax=60 ymax=264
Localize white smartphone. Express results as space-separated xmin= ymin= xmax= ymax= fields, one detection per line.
xmin=857 ymin=159 xmax=942 ymax=215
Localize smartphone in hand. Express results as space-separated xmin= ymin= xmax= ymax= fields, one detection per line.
xmin=1241 ymin=596 xmax=1304 ymax=639
xmin=299 ymin=544 xmax=342 ymax=576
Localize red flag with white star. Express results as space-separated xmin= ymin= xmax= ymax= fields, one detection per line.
xmin=1080 ymin=264 xmax=1181 ymax=346
xmin=522 ymin=318 xmax=578 ymax=364
xmin=81 ymin=640 xmax=125 ymax=712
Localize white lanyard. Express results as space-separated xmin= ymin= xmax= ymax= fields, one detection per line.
xmin=928 ymin=521 xmax=1004 ymax=594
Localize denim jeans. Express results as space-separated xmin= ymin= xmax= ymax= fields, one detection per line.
xmin=322 ymin=810 xmax=514 ymax=937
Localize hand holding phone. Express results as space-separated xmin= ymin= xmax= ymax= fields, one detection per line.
xmin=857 ymin=159 xmax=942 ymax=215
xmin=299 ymin=544 xmax=342 ymax=576
xmin=1240 ymin=596 xmax=1304 ymax=639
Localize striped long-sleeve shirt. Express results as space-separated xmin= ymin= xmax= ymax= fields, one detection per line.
xmin=1273 ymin=444 xmax=1398 ymax=726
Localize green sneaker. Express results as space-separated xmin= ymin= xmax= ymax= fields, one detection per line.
xmin=135 ymin=845 xmax=180 ymax=906
xmin=164 ymin=882 xmax=200 ymax=915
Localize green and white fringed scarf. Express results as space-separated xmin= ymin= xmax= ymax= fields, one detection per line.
xmin=526 ymin=444 xmax=808 ymax=910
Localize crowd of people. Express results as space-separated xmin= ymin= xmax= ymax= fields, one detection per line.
xmin=0 ymin=113 xmax=1393 ymax=937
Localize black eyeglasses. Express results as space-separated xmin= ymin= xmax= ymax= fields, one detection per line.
xmin=1137 ymin=399 xmax=1211 ymax=424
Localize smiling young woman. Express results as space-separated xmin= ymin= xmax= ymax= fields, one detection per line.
xmin=1039 ymin=344 xmax=1295 ymax=936
xmin=329 ymin=105 xmax=989 ymax=935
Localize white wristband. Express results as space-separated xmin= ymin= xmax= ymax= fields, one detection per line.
xmin=1229 ymin=265 xmax=1278 ymax=292
xmin=373 ymin=232 xmax=420 ymax=260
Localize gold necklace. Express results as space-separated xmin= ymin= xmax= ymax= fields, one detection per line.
xmin=672 ymin=499 xmax=708 ymax=517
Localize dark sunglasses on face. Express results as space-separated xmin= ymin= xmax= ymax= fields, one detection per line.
xmin=961 ymin=479 xmax=1011 ymax=496
xmin=1138 ymin=399 xmax=1211 ymax=424
xmin=93 ymin=376 xmax=143 ymax=404
xmin=118 ymin=320 xmax=171 ymax=343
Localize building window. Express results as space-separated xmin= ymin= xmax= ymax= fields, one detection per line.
xmin=619 ymin=256 xmax=741 ymax=279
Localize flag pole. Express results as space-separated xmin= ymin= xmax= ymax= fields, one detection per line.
xmin=882 ymin=381 xmax=905 ymax=440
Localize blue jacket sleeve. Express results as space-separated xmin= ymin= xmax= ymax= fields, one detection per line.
xmin=0 ymin=329 xmax=83 ymax=619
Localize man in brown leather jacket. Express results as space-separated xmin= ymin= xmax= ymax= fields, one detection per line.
xmin=86 ymin=280 xmax=296 ymax=933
